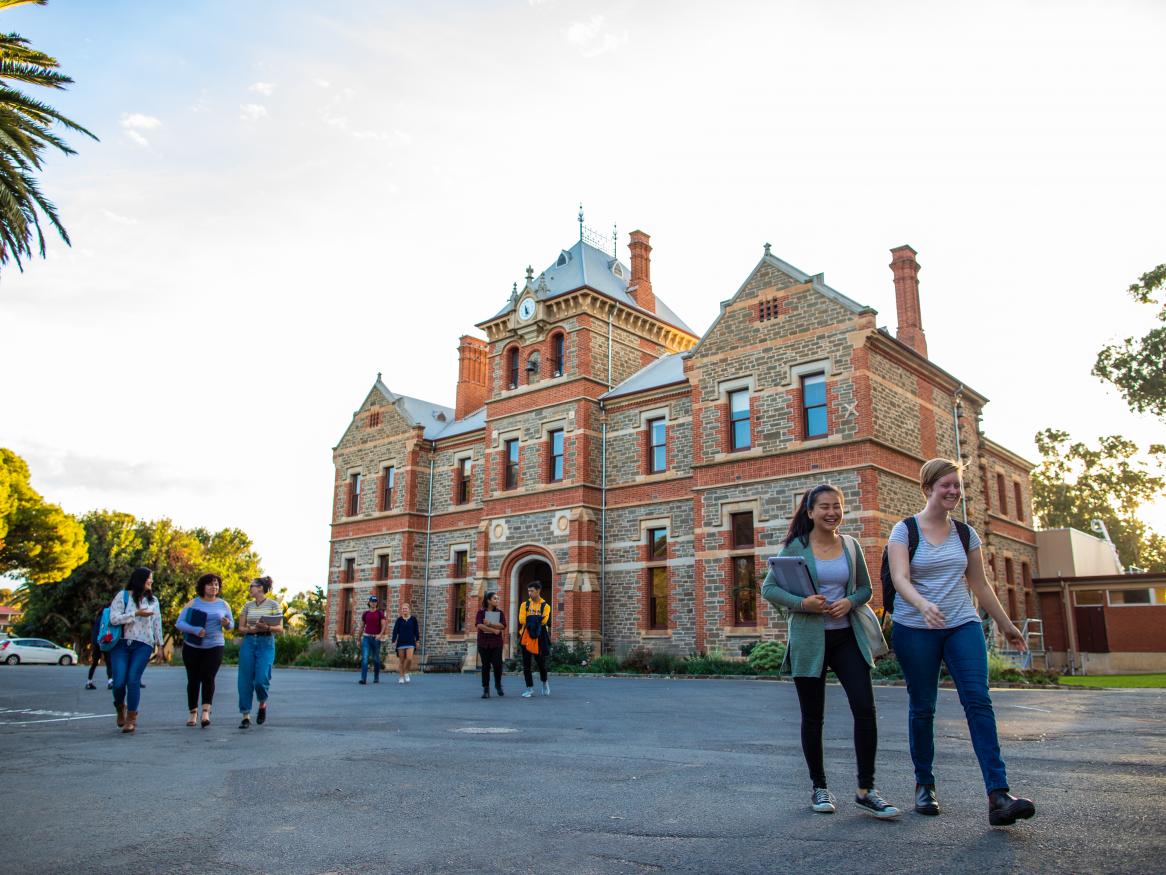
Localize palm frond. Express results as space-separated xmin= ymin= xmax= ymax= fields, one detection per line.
xmin=0 ymin=60 xmax=74 ymax=89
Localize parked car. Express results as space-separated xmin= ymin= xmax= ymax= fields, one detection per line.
xmin=0 ymin=638 xmax=79 ymax=665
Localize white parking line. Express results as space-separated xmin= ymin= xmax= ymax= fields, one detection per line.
xmin=0 ymin=707 xmax=105 ymax=726
xmin=0 ymin=714 xmax=107 ymax=725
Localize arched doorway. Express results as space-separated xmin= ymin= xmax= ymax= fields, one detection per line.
xmin=507 ymin=552 xmax=554 ymax=647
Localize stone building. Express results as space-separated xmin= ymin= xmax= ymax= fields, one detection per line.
xmin=324 ymin=224 xmax=1039 ymax=662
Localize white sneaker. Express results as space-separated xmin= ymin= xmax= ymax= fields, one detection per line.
xmin=541 ymin=681 xmax=551 ymax=697
xmin=405 ymin=674 xmax=411 ymax=683
xmin=522 ymin=688 xmax=534 ymax=698
xmin=398 ymin=677 xmax=405 ymax=684
xmin=811 ymin=788 xmax=836 ymax=813
xmin=107 ymin=679 xmax=113 ymax=689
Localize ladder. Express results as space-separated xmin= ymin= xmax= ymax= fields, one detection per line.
xmin=998 ymin=618 xmax=1045 ymax=670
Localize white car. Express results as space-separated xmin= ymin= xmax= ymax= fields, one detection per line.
xmin=0 ymin=637 xmax=79 ymax=665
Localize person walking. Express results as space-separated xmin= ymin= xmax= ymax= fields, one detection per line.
xmin=175 ymin=573 xmax=234 ymax=728
xmin=391 ymin=603 xmax=419 ymax=684
xmin=518 ymin=581 xmax=551 ymax=698
xmin=887 ymin=458 xmax=1036 ymax=827
xmin=108 ymin=567 xmax=164 ymax=734
xmin=85 ymin=605 xmax=112 ymax=690
xmin=358 ymin=595 xmax=387 ymax=684
xmin=762 ymin=484 xmax=900 ymax=819
xmin=237 ymin=576 xmax=282 ymax=729
xmin=475 ymin=591 xmax=506 ymax=699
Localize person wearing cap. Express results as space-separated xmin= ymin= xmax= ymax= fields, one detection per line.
xmin=358 ymin=594 xmax=388 ymax=684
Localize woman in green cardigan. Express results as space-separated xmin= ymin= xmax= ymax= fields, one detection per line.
xmin=762 ymin=484 xmax=900 ymax=819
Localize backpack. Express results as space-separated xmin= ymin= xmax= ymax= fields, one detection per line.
xmin=523 ymin=600 xmax=550 ymax=646
xmin=98 ymin=592 xmax=130 ymax=652
xmin=879 ymin=517 xmax=971 ymax=614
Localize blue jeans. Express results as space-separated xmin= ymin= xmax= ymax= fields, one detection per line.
xmin=360 ymin=635 xmax=382 ymax=682
xmin=110 ymin=639 xmax=153 ymax=712
xmin=893 ymin=620 xmax=1008 ymax=793
xmin=237 ymin=635 xmax=275 ymax=714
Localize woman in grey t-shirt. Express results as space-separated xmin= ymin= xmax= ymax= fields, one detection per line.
xmin=887 ymin=458 xmax=1035 ymax=827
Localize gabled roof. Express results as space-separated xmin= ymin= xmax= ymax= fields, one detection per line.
xmin=488 ymin=238 xmax=696 ymax=336
xmin=601 ymin=353 xmax=688 ymax=400
xmin=373 ymin=379 xmax=455 ymax=440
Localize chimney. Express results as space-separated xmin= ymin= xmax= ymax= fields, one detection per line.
xmin=627 ymin=229 xmax=656 ymax=314
xmin=890 ymin=245 xmax=927 ymax=358
xmin=455 ymin=335 xmax=488 ymax=420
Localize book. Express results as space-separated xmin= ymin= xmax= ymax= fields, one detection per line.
xmin=483 ymin=611 xmax=501 ymax=625
xmin=765 ymin=557 xmax=817 ymax=599
xmin=183 ymin=607 xmax=208 ymax=646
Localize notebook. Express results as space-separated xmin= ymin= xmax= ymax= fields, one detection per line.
xmin=184 ymin=607 xmax=208 ymax=646
xmin=765 ymin=557 xmax=817 ymax=599
xmin=483 ymin=611 xmax=501 ymax=625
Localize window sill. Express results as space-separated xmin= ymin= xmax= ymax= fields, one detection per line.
xmin=447 ymin=634 xmax=467 ymax=641
xmin=723 ymin=627 xmax=761 ymax=637
xmin=712 ymin=447 xmax=765 ymax=463
xmin=641 ymin=630 xmax=673 ymax=638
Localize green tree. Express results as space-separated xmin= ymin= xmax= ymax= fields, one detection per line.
xmin=1032 ymin=429 xmax=1166 ymax=572
xmin=0 ymin=447 xmax=87 ymax=583
xmin=1093 ymin=264 xmax=1166 ymax=421
xmin=286 ymin=586 xmax=326 ymax=641
xmin=0 ymin=0 xmax=97 ymax=269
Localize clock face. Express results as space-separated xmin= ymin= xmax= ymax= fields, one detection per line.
xmin=517 ymin=298 xmax=536 ymax=322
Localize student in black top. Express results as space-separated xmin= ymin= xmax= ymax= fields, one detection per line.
xmin=475 ymin=591 xmax=506 ymax=698
xmin=391 ymin=603 xmax=420 ymax=684
xmin=85 ymin=606 xmax=112 ymax=690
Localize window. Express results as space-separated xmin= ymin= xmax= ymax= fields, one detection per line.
xmin=732 ymin=556 xmax=758 ymax=626
xmin=504 ymin=439 xmax=519 ymax=490
xmin=1021 ymin=561 xmax=1032 ymax=590
xmin=507 ymin=346 xmax=519 ymax=389
xmin=381 ymin=466 xmax=395 ymax=511
xmin=457 ymin=457 xmax=471 ymax=504
xmin=758 ymin=298 xmax=779 ymax=321
xmin=729 ymin=389 xmax=751 ymax=451
xmin=996 ymin=473 xmax=1008 ymax=516
xmin=1110 ymin=589 xmax=1151 ymax=606
xmin=343 ymin=557 xmax=356 ymax=585
xmin=347 ymin=473 xmax=362 ymax=516
xmin=340 ymin=588 xmax=353 ymax=636
xmin=988 ymin=554 xmax=996 ymax=580
xmin=647 ymin=418 xmax=667 ymax=473
xmin=375 ymin=584 xmax=388 ymax=607
xmin=1007 ymin=587 xmax=1018 ymax=619
xmin=452 ymin=581 xmax=467 ymax=633
xmin=549 ymin=429 xmax=564 ymax=482
xmin=1005 ymin=557 xmax=1015 ymax=587
xmin=551 ymin=333 xmax=565 ymax=375
xmin=1074 ymin=590 xmax=1103 ymax=606
xmin=646 ymin=527 xmax=668 ymax=629
xmin=454 ymin=549 xmax=469 ymax=579
xmin=367 ymin=411 xmax=381 ymax=428
xmin=1013 ymin=482 xmax=1024 ymax=522
xmin=376 ymin=554 xmax=390 ymax=582
xmin=802 ymin=372 xmax=827 ymax=439
xmin=731 ymin=511 xmax=755 ymax=549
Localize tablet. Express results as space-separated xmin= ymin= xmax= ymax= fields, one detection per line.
xmin=766 ymin=557 xmax=817 ymax=599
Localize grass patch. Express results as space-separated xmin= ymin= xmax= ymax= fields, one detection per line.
xmin=1058 ymin=673 xmax=1166 ymax=689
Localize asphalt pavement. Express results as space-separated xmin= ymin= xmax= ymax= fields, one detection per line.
xmin=2 ymin=664 xmax=1163 ymax=874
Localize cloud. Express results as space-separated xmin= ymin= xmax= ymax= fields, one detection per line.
xmin=249 ymin=81 xmax=276 ymax=96
xmin=101 ymin=209 xmax=138 ymax=226
xmin=566 ymin=15 xmax=628 ymax=58
xmin=120 ymin=112 xmax=162 ymax=146
xmin=239 ymin=103 xmax=269 ymax=121
xmin=313 ymin=78 xmax=330 ymax=88
xmin=17 ymin=444 xmax=218 ymax=496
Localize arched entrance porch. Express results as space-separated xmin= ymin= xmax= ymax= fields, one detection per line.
xmin=499 ymin=546 xmax=557 ymax=656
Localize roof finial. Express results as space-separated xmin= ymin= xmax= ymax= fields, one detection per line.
xmin=763 ymin=242 xmax=772 ymax=256
xmin=578 ymin=202 xmax=584 ymax=242
xmin=525 ymin=265 xmax=534 ymax=282
xmin=612 ymin=223 xmax=618 ymax=258
xmin=377 ymin=371 xmax=382 ymax=382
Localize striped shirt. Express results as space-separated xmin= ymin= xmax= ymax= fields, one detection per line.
xmin=240 ymin=598 xmax=283 ymax=632
xmin=889 ymin=517 xmax=982 ymax=630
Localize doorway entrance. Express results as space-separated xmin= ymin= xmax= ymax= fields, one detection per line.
xmin=510 ymin=556 xmax=553 ymax=644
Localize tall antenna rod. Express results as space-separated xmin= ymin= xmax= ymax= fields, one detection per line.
xmin=578 ymin=202 xmax=584 ymax=242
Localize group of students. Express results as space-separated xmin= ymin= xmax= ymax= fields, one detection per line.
xmin=354 ymin=598 xmax=419 ymax=684
xmin=92 ymin=570 xmax=283 ymax=732
xmin=763 ymin=457 xmax=1037 ymax=827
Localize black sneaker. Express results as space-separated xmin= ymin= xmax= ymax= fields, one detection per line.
xmin=256 ymin=704 xmax=267 ymax=725
xmin=85 ymin=681 xmax=96 ymax=690
xmin=811 ymin=787 xmax=836 ymax=813
xmin=373 ymin=677 xmax=380 ymax=683
xmin=915 ymin=783 xmax=939 ymax=815
xmin=988 ymin=790 xmax=1035 ymax=826
xmin=358 ymin=679 xmax=367 ymax=685
xmin=239 ymin=716 xmax=251 ymax=729
xmin=495 ymin=687 xmax=504 ymax=697
xmin=855 ymin=789 xmax=901 ymax=819
xmin=481 ymin=689 xmax=490 ymax=699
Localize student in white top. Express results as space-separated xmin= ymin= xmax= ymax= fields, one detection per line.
xmin=108 ymin=567 xmax=164 ymax=734
xmin=887 ymin=458 xmax=1035 ymax=827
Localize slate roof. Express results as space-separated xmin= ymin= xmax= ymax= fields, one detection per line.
xmin=600 ymin=353 xmax=688 ymax=400
xmin=374 ymin=379 xmax=455 ymax=440
xmin=433 ymin=405 xmax=487 ymax=439
xmin=488 ymin=238 xmax=696 ymax=336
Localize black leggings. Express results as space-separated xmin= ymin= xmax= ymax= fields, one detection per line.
xmin=182 ymin=644 xmax=225 ymax=710
xmin=478 ymin=645 xmax=503 ymax=689
xmin=793 ymin=626 xmax=877 ymax=790
xmin=522 ymin=648 xmax=548 ymax=686
xmin=88 ymin=647 xmax=110 ymax=681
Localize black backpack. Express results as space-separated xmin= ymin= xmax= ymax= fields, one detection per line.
xmin=879 ymin=516 xmax=971 ymax=614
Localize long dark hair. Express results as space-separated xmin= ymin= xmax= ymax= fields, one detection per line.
xmin=783 ymin=484 xmax=844 ymax=547
xmin=483 ymin=590 xmax=498 ymax=609
xmin=127 ymin=567 xmax=153 ymax=607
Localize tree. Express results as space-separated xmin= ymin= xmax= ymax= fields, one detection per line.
xmin=0 ymin=447 xmax=87 ymax=582
xmin=1093 ymin=264 xmax=1166 ymax=421
xmin=286 ymin=586 xmax=326 ymax=640
xmin=0 ymin=0 xmax=97 ymax=270
xmin=1032 ymin=429 xmax=1166 ymax=572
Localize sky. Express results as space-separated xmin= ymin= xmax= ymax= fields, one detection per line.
xmin=2 ymin=0 xmax=1164 ymax=595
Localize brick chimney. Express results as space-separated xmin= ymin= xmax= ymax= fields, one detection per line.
xmin=455 ymin=335 xmax=488 ymax=419
xmin=890 ymin=245 xmax=927 ymax=358
xmin=627 ymin=230 xmax=656 ymax=314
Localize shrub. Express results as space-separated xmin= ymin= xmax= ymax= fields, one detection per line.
xmin=549 ymin=640 xmax=593 ymax=669
xmin=682 ymin=653 xmax=755 ymax=675
xmin=649 ymin=651 xmax=683 ymax=675
xmin=222 ymin=640 xmax=240 ymax=665
xmin=275 ymin=633 xmax=311 ymax=666
xmin=871 ymin=654 xmax=902 ymax=679
xmin=589 ymin=654 xmax=619 ymax=673
xmin=739 ymin=640 xmax=759 ymax=658
xmin=620 ymin=645 xmax=654 ymax=673
xmin=747 ymin=641 xmax=785 ymax=672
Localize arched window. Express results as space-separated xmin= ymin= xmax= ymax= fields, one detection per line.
xmin=506 ymin=346 xmax=519 ymax=389
xmin=551 ymin=332 xmax=565 ymax=376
